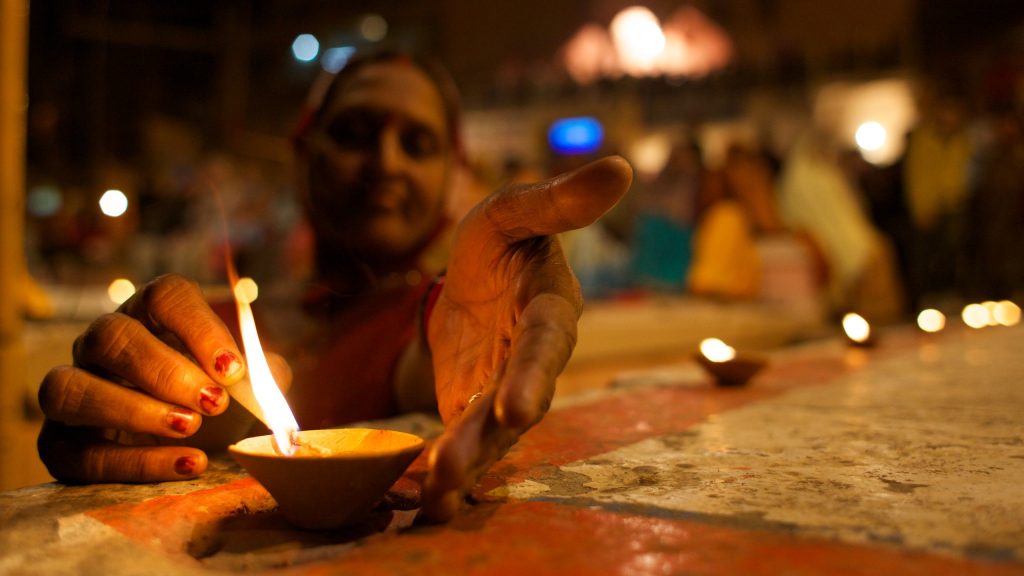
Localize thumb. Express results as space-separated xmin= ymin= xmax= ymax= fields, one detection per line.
xmin=467 ymin=155 xmax=633 ymax=244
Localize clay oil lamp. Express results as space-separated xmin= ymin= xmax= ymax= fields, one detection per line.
xmin=223 ymin=273 xmax=424 ymax=530
xmin=694 ymin=337 xmax=767 ymax=387
xmin=916 ymin=308 xmax=946 ymax=334
xmin=841 ymin=312 xmax=876 ymax=347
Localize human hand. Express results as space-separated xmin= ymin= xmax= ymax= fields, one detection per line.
xmin=421 ymin=155 xmax=633 ymax=520
xmin=37 ymin=274 xmax=253 ymax=483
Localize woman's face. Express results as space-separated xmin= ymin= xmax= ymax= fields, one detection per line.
xmin=305 ymin=60 xmax=452 ymax=262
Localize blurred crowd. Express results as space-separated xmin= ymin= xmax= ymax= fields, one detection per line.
xmin=558 ymin=86 xmax=1024 ymax=324
xmin=22 ymin=79 xmax=1024 ymax=326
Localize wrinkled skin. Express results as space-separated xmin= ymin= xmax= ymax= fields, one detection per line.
xmin=422 ymin=156 xmax=633 ymax=520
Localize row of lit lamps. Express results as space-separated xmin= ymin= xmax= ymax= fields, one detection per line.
xmin=918 ymin=300 xmax=1021 ymax=332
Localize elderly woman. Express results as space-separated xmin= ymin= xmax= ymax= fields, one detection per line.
xmin=36 ymin=50 xmax=633 ymax=520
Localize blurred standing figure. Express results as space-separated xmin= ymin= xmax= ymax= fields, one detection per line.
xmin=903 ymin=88 xmax=973 ymax=306
xmin=965 ymin=108 xmax=1024 ymax=299
xmin=631 ymin=138 xmax=702 ymax=291
xmin=778 ymin=130 xmax=904 ymax=321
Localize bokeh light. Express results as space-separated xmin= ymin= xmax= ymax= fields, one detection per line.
xmin=981 ymin=301 xmax=1000 ymax=326
xmin=99 ymin=189 xmax=128 ymax=217
xmin=548 ymin=116 xmax=604 ymax=155
xmin=699 ymin=338 xmax=736 ymax=363
xmin=916 ymin=309 xmax=946 ymax=333
xmin=107 ymin=278 xmax=136 ymax=305
xmin=360 ymin=14 xmax=388 ymax=42
xmin=855 ymin=121 xmax=886 ymax=152
xmin=321 ymin=46 xmax=355 ymax=73
xmin=234 ymin=277 xmax=259 ymax=304
xmin=234 ymin=276 xmax=260 ymax=303
xmin=961 ymin=303 xmax=991 ymax=329
xmin=842 ymin=313 xmax=871 ymax=343
xmin=291 ymin=34 xmax=319 ymax=62
xmin=27 ymin=185 xmax=62 ymax=217
xmin=993 ymin=300 xmax=1021 ymax=327
xmin=610 ymin=6 xmax=665 ymax=76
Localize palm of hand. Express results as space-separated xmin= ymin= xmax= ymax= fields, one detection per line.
xmin=420 ymin=156 xmax=632 ymax=521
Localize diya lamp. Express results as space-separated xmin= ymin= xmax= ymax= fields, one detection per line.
xmin=841 ymin=312 xmax=876 ymax=347
xmin=916 ymin=308 xmax=946 ymax=334
xmin=223 ymin=277 xmax=424 ymax=530
xmin=694 ymin=338 xmax=767 ymax=387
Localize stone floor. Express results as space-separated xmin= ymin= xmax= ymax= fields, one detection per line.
xmin=1 ymin=322 xmax=1021 ymax=575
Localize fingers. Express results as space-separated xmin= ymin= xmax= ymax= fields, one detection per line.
xmin=120 ymin=274 xmax=246 ymax=386
xmin=421 ymin=389 xmax=518 ymax=522
xmin=39 ymin=366 xmax=203 ymax=438
xmin=38 ymin=421 xmax=207 ymax=484
xmin=476 ymin=155 xmax=632 ymax=243
xmin=495 ymin=293 xmax=576 ymax=429
xmin=72 ymin=312 xmax=229 ymax=416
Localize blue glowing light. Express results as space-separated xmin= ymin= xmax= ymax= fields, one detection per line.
xmin=291 ymin=34 xmax=320 ymax=62
xmin=321 ymin=46 xmax=356 ymax=73
xmin=548 ymin=117 xmax=604 ymax=155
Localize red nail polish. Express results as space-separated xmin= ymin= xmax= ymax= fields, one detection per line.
xmin=214 ymin=351 xmax=242 ymax=378
xmin=199 ymin=386 xmax=225 ymax=413
xmin=166 ymin=408 xmax=195 ymax=434
xmin=175 ymin=456 xmax=197 ymax=476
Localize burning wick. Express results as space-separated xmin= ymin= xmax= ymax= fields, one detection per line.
xmin=700 ymin=338 xmax=737 ymax=363
xmin=842 ymin=313 xmax=873 ymax=346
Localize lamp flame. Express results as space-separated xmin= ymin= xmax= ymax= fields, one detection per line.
xmin=700 ymin=338 xmax=736 ymax=363
xmin=232 ymin=280 xmax=299 ymax=456
xmin=842 ymin=313 xmax=871 ymax=343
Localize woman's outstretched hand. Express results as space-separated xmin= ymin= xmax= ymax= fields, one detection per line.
xmin=421 ymin=155 xmax=633 ymax=520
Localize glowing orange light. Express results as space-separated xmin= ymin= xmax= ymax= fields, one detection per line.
xmin=107 ymin=278 xmax=136 ymax=305
xmin=700 ymin=338 xmax=736 ymax=363
xmin=961 ymin=303 xmax=990 ymax=329
xmin=993 ymin=300 xmax=1021 ymax=327
xmin=916 ymin=309 xmax=945 ymax=333
xmin=842 ymin=313 xmax=871 ymax=343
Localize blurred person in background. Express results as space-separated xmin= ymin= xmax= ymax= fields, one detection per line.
xmin=35 ymin=50 xmax=633 ymax=521
xmin=902 ymin=85 xmax=973 ymax=307
xmin=964 ymin=106 xmax=1024 ymax=300
xmin=630 ymin=137 xmax=703 ymax=292
xmin=686 ymin=142 xmax=762 ymax=300
xmin=777 ymin=129 xmax=904 ymax=322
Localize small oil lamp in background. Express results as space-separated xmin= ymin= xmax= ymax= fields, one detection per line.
xmin=224 ymin=267 xmax=424 ymax=530
xmin=842 ymin=312 xmax=876 ymax=347
xmin=916 ymin=308 xmax=946 ymax=334
xmin=694 ymin=338 xmax=767 ymax=387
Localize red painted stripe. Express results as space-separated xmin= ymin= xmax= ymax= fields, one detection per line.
xmin=86 ymin=478 xmax=273 ymax=552
xmin=303 ymin=500 xmax=1022 ymax=576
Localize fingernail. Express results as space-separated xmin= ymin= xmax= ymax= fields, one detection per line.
xmin=214 ymin=350 xmax=243 ymax=379
xmin=199 ymin=386 xmax=225 ymax=413
xmin=166 ymin=408 xmax=195 ymax=434
xmin=175 ymin=456 xmax=197 ymax=476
